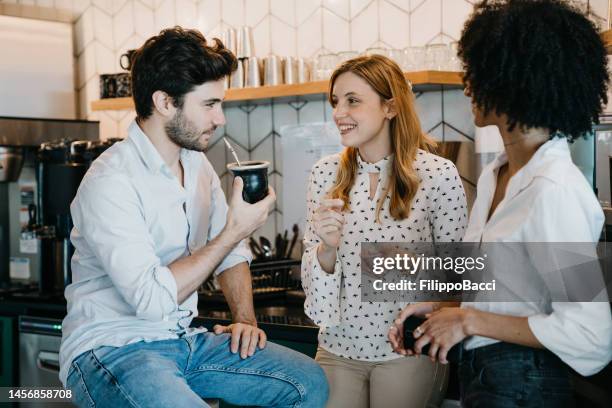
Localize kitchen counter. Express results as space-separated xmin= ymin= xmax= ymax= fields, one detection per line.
xmin=0 ymin=290 xmax=318 ymax=344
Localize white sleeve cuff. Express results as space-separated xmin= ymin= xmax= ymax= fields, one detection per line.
xmin=528 ymin=306 xmax=612 ymax=376
xmin=302 ymin=247 xmax=343 ymax=328
xmin=146 ymin=265 xmax=179 ymax=319
xmin=214 ymin=238 xmax=253 ymax=276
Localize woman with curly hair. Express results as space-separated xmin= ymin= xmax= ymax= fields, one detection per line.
xmin=301 ymin=54 xmax=468 ymax=407
xmin=389 ymin=0 xmax=612 ymax=406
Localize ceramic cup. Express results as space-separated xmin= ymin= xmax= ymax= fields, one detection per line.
xmin=227 ymin=160 xmax=270 ymax=204
xmin=119 ymin=49 xmax=137 ymax=71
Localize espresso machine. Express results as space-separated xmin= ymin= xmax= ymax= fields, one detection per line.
xmin=0 ymin=117 xmax=100 ymax=295
xmin=34 ymin=138 xmax=121 ymax=294
xmin=36 ymin=140 xmax=91 ymax=294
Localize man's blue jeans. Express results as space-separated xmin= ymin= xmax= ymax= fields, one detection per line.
xmin=66 ymin=332 xmax=329 ymax=407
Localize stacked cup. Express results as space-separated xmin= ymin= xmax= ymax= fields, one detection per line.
xmin=225 ymin=26 xmax=256 ymax=88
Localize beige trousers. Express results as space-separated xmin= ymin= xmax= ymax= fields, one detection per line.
xmin=315 ymin=347 xmax=448 ymax=408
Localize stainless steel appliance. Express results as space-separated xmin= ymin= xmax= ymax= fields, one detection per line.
xmin=0 ymin=315 xmax=17 ymax=387
xmin=0 ymin=117 xmax=99 ymax=290
xmin=18 ymin=316 xmax=72 ymax=407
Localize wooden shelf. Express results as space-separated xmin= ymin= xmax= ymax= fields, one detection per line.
xmin=91 ymin=71 xmax=463 ymax=111
xmin=602 ymin=29 xmax=612 ymax=54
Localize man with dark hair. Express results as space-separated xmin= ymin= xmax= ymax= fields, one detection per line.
xmin=59 ymin=27 xmax=328 ymax=407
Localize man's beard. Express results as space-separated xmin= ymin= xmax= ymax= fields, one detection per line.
xmin=164 ymin=109 xmax=212 ymax=152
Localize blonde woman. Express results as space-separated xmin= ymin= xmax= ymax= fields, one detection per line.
xmin=301 ymin=55 xmax=468 ymax=408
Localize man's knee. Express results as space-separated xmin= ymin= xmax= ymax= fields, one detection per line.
xmin=296 ymin=358 xmax=329 ymax=407
xmin=306 ymin=360 xmax=329 ymax=407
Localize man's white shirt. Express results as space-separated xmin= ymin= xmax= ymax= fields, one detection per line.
xmin=59 ymin=121 xmax=251 ymax=385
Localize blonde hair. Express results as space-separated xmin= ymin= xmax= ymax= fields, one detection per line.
xmin=327 ymin=54 xmax=435 ymax=222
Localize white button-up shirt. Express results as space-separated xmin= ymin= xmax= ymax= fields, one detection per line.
xmin=462 ymin=137 xmax=612 ymax=376
xmin=59 ymin=121 xmax=251 ymax=385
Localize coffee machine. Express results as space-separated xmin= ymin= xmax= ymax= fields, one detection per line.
xmin=36 ymin=139 xmax=91 ymax=294
xmin=34 ymin=138 xmax=121 ymax=294
xmin=0 ymin=117 xmax=100 ymax=295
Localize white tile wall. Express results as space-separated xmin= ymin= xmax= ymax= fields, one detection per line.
xmin=350 ymin=0 xmax=373 ymax=18
xmin=272 ymin=101 xmax=298 ymax=130
xmin=133 ymin=1 xmax=156 ymax=40
xmin=270 ymin=172 xmax=282 ymax=211
xmin=112 ymin=0 xmax=129 ymax=14
xmin=93 ymin=7 xmax=113 ymax=49
xmin=442 ymin=0 xmax=472 ymax=41
xmin=175 ymin=0 xmax=198 ymax=28
xmin=387 ymin=0 xmax=410 ymax=12
xmin=298 ymin=98 xmax=326 ymax=124
xmin=10 ymin=0 xmax=605 ymax=235
xmin=252 ymin=15 xmax=271 ymax=56
xmin=74 ymin=7 xmax=94 ymax=54
xmin=297 ymin=8 xmax=322 ymax=57
xmin=94 ymin=42 xmax=115 ymax=74
xmin=221 ymin=0 xmax=244 ymax=28
xmin=154 ymin=0 xmax=176 ymax=31
xmin=271 ymin=0 xmax=295 ymax=27
xmin=297 ymin=0 xmax=321 ymax=26
xmin=415 ymin=91 xmax=442 ymax=133
xmin=270 ymin=16 xmax=296 ymax=57
xmin=249 ymin=104 xmax=273 ymax=147
xmin=197 ymin=0 xmax=221 ymax=33
xmin=410 ymin=0 xmax=441 ymax=46
xmin=350 ymin=0 xmax=377 ymax=51
xmin=245 ymin=0 xmax=268 ymax=27
xmin=323 ymin=7 xmax=350 ymax=52
xmin=273 ymin=133 xmax=283 ymax=174
xmin=380 ymin=0 xmax=410 ymax=49
xmin=92 ymin=0 xmax=112 ymax=10
xmin=224 ymin=106 xmax=249 ymax=148
xmin=251 ymin=136 xmax=275 ymax=168
xmin=324 ymin=0 xmax=350 ymax=20
xmin=443 ymin=89 xmax=474 ymax=138
xmin=73 ymin=0 xmax=92 ymax=16
xmin=113 ymin=2 xmax=134 ymax=47
xmin=77 ymin=43 xmax=95 ymax=87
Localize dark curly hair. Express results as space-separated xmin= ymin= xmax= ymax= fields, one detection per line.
xmin=130 ymin=27 xmax=237 ymax=120
xmin=458 ymin=0 xmax=609 ymax=141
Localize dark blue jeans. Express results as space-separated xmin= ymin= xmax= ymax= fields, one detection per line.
xmin=67 ymin=332 xmax=328 ymax=407
xmin=458 ymin=342 xmax=575 ymax=408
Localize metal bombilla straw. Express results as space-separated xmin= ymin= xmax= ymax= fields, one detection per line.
xmin=223 ymin=137 xmax=242 ymax=166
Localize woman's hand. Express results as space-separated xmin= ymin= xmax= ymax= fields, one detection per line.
xmin=388 ymin=302 xmax=440 ymax=355
xmin=313 ymin=198 xmax=345 ymax=249
xmin=412 ymin=307 xmax=473 ymax=364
